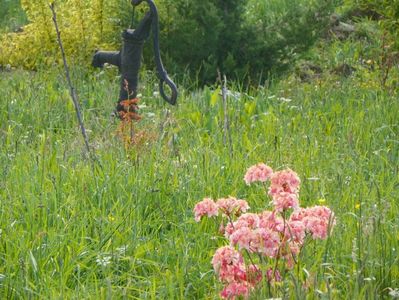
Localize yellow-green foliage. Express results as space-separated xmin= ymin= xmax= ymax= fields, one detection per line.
xmin=0 ymin=0 xmax=131 ymax=69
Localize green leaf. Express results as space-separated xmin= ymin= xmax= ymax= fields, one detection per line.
xmin=210 ymin=87 xmax=220 ymax=107
xmin=244 ymin=101 xmax=256 ymax=115
xmin=29 ymin=251 xmax=38 ymax=273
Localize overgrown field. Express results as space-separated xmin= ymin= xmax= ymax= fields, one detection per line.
xmin=1 ymin=50 xmax=398 ymax=299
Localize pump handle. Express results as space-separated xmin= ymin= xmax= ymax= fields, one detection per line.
xmin=131 ymin=0 xmax=177 ymax=105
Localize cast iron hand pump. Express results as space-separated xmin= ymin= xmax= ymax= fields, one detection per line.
xmin=92 ymin=0 xmax=177 ymax=116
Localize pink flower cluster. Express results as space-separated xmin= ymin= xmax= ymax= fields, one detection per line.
xmin=268 ymin=168 xmax=301 ymax=212
xmin=225 ymin=213 xmax=280 ymax=258
xmin=244 ymin=164 xmax=301 ymax=212
xmin=269 ymin=168 xmax=301 ymax=195
xmin=193 ymin=163 xmax=336 ymax=299
xmin=193 ymin=197 xmax=249 ymax=222
xmin=216 ymin=197 xmax=250 ymax=216
xmin=244 ymin=163 xmax=273 ymax=185
xmin=193 ymin=198 xmax=218 ymax=222
xmin=212 ymin=246 xmax=261 ymax=299
xmin=289 ymin=206 xmax=335 ymax=240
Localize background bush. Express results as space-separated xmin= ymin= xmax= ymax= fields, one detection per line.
xmin=0 ymin=0 xmax=336 ymax=83
xmin=0 ymin=0 xmax=26 ymax=33
xmin=0 ymin=0 xmax=132 ymax=69
xmin=152 ymin=0 xmax=337 ymax=83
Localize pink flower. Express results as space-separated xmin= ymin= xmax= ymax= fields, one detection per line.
xmin=216 ymin=197 xmax=249 ymax=217
xmin=252 ymin=227 xmax=280 ymax=257
xmin=244 ymin=163 xmax=273 ymax=185
xmin=289 ymin=207 xmax=308 ymax=222
xmin=212 ymin=246 xmax=243 ymax=270
xmin=236 ymin=199 xmax=250 ymax=213
xmin=286 ymin=220 xmax=306 ymax=244
xmin=212 ymin=246 xmax=245 ymax=282
xmin=193 ymin=198 xmax=218 ymax=222
xmin=220 ymin=282 xmax=250 ymax=299
xmin=229 ymin=227 xmax=254 ymax=251
xmin=269 ymin=168 xmax=301 ymax=196
xmin=289 ymin=206 xmax=335 ymax=240
xmin=307 ymin=206 xmax=335 ymax=239
xmin=304 ymin=217 xmax=330 ymax=239
xmin=306 ymin=205 xmax=335 ymax=221
xmin=236 ymin=213 xmax=260 ymax=229
xmin=218 ymin=264 xmax=247 ymax=284
xmin=272 ymin=192 xmax=299 ymax=212
xmin=225 ymin=213 xmax=260 ymax=238
xmin=258 ymin=211 xmax=284 ymax=232
xmin=227 ymin=216 xmax=281 ymax=257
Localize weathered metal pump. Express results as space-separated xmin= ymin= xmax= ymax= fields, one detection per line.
xmin=92 ymin=0 xmax=177 ymax=117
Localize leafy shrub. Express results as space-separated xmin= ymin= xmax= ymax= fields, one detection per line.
xmin=156 ymin=0 xmax=336 ymax=83
xmin=343 ymin=0 xmax=399 ymax=44
xmin=341 ymin=0 xmax=399 ymax=88
xmin=346 ymin=0 xmax=399 ymax=22
xmin=0 ymin=0 xmax=130 ymax=69
xmin=0 ymin=0 xmax=27 ymax=32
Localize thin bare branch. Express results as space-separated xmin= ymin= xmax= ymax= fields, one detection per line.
xmin=218 ymin=71 xmax=233 ymax=158
xmin=49 ymin=2 xmax=91 ymax=156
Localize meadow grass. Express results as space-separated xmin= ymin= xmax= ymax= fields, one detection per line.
xmin=0 ymin=56 xmax=398 ymax=299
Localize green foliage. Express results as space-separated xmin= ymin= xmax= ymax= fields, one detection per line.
xmin=0 ymin=0 xmax=27 ymax=32
xmin=1 ymin=4 xmax=399 ymax=297
xmin=338 ymin=0 xmax=399 ymax=88
xmin=155 ymin=0 xmax=336 ymax=83
xmin=344 ymin=0 xmax=399 ymax=46
xmin=0 ymin=0 xmax=131 ymax=69
xmin=0 ymin=54 xmax=398 ymax=297
xmin=241 ymin=0 xmax=336 ymax=81
xmin=0 ymin=0 xmax=335 ymax=83
xmin=349 ymin=0 xmax=399 ymax=21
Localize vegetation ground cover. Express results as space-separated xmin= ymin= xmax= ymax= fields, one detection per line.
xmin=1 ymin=58 xmax=398 ymax=298
xmin=0 ymin=0 xmax=399 ymax=299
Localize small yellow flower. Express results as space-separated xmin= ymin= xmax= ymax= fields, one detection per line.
xmin=355 ymin=203 xmax=361 ymax=209
xmin=318 ymin=198 xmax=326 ymax=204
xmin=108 ymin=215 xmax=115 ymax=222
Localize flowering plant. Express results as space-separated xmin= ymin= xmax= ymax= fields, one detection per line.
xmin=194 ymin=164 xmax=336 ymax=299
xmin=118 ymin=98 xmax=141 ymax=121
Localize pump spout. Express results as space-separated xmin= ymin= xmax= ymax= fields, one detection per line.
xmin=92 ymin=51 xmax=120 ymax=69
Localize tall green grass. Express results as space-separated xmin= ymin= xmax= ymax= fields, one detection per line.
xmin=0 ymin=57 xmax=398 ymax=298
